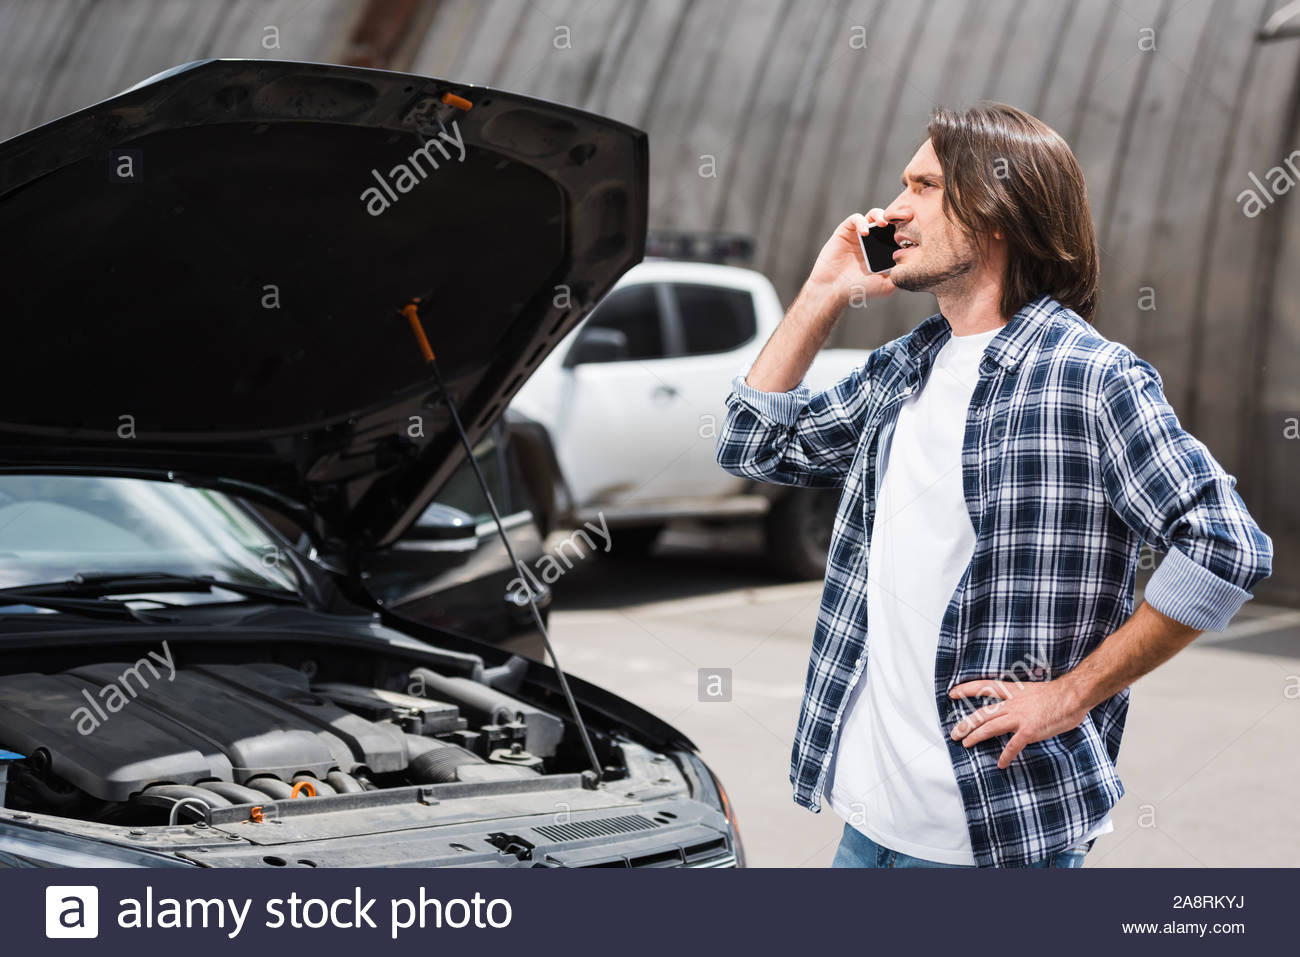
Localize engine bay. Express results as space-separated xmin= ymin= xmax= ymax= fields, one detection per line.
xmin=0 ymin=627 xmax=741 ymax=868
xmin=0 ymin=654 xmax=610 ymax=827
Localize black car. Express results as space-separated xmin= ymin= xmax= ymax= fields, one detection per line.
xmin=0 ymin=59 xmax=742 ymax=868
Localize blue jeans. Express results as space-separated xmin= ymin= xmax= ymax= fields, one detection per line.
xmin=831 ymin=822 xmax=1092 ymax=868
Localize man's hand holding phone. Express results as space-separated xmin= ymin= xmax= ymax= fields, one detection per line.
xmin=807 ymin=210 xmax=898 ymax=312
xmin=742 ymin=209 xmax=896 ymax=393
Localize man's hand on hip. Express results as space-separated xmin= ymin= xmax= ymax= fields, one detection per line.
xmin=946 ymin=602 xmax=1204 ymax=769
xmin=946 ymin=676 xmax=1090 ymax=770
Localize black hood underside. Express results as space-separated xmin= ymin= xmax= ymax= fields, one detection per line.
xmin=0 ymin=59 xmax=648 ymax=549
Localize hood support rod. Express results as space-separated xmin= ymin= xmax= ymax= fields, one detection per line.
xmin=399 ymin=298 xmax=603 ymax=784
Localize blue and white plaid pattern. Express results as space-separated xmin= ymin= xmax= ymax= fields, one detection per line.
xmin=716 ymin=294 xmax=1273 ymax=867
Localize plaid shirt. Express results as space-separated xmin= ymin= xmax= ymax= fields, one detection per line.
xmin=716 ymin=293 xmax=1273 ymax=867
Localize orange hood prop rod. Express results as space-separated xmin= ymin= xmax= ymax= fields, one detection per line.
xmin=398 ymin=298 xmax=603 ymax=784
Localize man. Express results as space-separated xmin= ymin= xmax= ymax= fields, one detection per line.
xmin=715 ymin=102 xmax=1273 ymax=868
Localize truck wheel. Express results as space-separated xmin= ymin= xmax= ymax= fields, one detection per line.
xmin=764 ymin=489 xmax=837 ymax=579
xmin=608 ymin=524 xmax=663 ymax=559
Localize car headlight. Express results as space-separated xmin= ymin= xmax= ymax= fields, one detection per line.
xmin=0 ymin=820 xmax=194 ymax=868
xmin=675 ymin=751 xmax=745 ymax=867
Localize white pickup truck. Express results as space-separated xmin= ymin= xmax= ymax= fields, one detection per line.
xmin=507 ymin=260 xmax=872 ymax=578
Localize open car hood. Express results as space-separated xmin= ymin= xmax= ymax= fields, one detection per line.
xmin=0 ymin=59 xmax=647 ymax=549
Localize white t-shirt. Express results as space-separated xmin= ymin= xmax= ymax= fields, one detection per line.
xmin=825 ymin=325 xmax=1112 ymax=864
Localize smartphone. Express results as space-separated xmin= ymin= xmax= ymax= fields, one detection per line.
xmin=859 ymin=222 xmax=900 ymax=274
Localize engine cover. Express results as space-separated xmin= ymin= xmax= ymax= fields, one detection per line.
xmin=0 ymin=662 xmax=413 ymax=801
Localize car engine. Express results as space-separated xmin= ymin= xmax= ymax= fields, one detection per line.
xmin=0 ymin=660 xmax=569 ymax=826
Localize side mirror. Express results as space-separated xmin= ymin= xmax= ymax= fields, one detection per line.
xmin=566 ymin=327 xmax=630 ymax=366
xmin=359 ymin=502 xmax=479 ymax=607
xmin=401 ymin=502 xmax=479 ymax=547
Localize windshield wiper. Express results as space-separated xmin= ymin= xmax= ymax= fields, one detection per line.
xmin=0 ymin=572 xmax=304 ymax=607
xmin=0 ymin=592 xmax=170 ymax=623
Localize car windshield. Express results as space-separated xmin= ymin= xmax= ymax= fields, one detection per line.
xmin=0 ymin=475 xmax=300 ymax=598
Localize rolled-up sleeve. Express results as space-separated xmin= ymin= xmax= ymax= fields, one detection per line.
xmin=714 ymin=355 xmax=874 ymax=489
xmin=1096 ymin=354 xmax=1273 ymax=631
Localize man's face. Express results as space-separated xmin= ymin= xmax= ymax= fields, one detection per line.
xmin=880 ymin=139 xmax=981 ymax=294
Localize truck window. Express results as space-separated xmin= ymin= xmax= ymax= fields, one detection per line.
xmin=673 ymin=283 xmax=757 ymax=355
xmin=582 ymin=283 xmax=665 ymax=360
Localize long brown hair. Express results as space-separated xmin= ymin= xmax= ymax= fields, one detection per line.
xmin=926 ymin=102 xmax=1100 ymax=322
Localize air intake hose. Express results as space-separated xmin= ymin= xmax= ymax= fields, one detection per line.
xmin=405 ymin=733 xmax=485 ymax=784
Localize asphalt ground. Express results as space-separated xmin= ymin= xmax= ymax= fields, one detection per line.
xmin=542 ymin=525 xmax=1300 ymax=867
